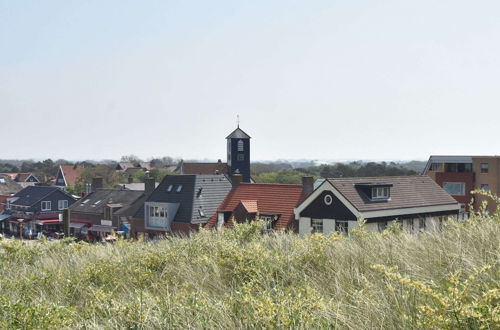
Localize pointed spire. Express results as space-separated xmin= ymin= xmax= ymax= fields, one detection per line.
xmin=237 ymin=114 xmax=240 ymax=128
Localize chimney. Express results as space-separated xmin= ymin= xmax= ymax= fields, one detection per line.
xmin=91 ymin=177 xmax=103 ymax=192
xmin=217 ymin=159 xmax=222 ymax=163
xmin=144 ymin=177 xmax=156 ymax=196
xmin=231 ymin=173 xmax=242 ymax=189
xmin=128 ymin=175 xmax=133 ymax=184
xmin=302 ymin=176 xmax=314 ymax=195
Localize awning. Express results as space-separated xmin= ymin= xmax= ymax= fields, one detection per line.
xmin=90 ymin=225 xmax=116 ymax=233
xmin=0 ymin=214 xmax=11 ymax=222
xmin=38 ymin=219 xmax=60 ymax=224
xmin=70 ymin=222 xmax=87 ymax=229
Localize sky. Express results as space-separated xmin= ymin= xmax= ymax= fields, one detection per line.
xmin=1 ymin=0 xmax=499 ymax=162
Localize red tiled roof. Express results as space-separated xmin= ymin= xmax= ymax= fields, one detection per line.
xmin=60 ymin=165 xmax=83 ymax=186
xmin=206 ymin=183 xmax=308 ymax=231
xmin=240 ymin=200 xmax=258 ymax=213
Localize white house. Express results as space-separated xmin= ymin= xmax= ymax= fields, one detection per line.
xmin=294 ymin=176 xmax=460 ymax=235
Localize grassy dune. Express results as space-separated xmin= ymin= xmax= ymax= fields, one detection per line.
xmin=0 ymin=215 xmax=498 ymax=329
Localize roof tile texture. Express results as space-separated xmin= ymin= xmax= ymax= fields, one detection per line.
xmin=207 ymin=183 xmax=307 ymax=230
xmin=328 ymin=176 xmax=458 ymax=212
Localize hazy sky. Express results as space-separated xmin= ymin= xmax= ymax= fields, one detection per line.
xmin=1 ymin=0 xmax=499 ymax=162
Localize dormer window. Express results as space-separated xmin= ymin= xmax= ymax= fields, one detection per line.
xmin=372 ymin=187 xmax=390 ymax=199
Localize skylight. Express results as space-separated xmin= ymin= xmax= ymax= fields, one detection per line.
xmin=167 ymin=185 xmax=173 ymax=192
xmin=176 ymin=185 xmax=183 ymax=193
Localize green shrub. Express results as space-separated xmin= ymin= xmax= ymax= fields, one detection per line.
xmin=0 ymin=213 xmax=497 ymax=329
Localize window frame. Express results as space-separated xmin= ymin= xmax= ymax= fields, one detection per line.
xmin=41 ymin=201 xmax=51 ymax=211
xmin=480 ymin=163 xmax=489 ymax=174
xmin=58 ymin=200 xmax=68 ymax=210
xmin=371 ymin=187 xmax=390 ymax=200
xmin=443 ymin=182 xmax=466 ymax=196
xmin=335 ymin=220 xmax=348 ymax=235
xmin=480 ymin=184 xmax=490 ymax=192
xmin=311 ymin=218 xmax=323 ymax=233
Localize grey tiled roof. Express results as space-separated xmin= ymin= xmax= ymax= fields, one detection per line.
xmin=135 ymin=174 xmax=232 ymax=224
xmin=328 ymin=176 xmax=458 ymax=212
xmin=226 ymin=127 xmax=251 ymax=139
xmin=70 ymin=189 xmax=144 ymax=214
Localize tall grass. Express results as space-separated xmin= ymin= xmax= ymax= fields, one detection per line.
xmin=0 ymin=214 xmax=498 ymax=329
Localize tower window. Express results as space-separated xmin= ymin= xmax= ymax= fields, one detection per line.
xmin=237 ymin=140 xmax=244 ymax=152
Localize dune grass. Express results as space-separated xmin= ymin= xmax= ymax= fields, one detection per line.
xmin=0 ymin=213 xmax=498 ymax=329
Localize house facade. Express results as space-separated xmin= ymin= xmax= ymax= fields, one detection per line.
xmin=0 ymin=186 xmax=76 ymax=236
xmin=131 ymin=174 xmax=232 ymax=236
xmin=295 ymin=176 xmax=460 ymax=235
xmin=206 ymin=176 xmax=312 ymax=231
xmin=69 ymin=188 xmax=146 ymax=237
xmin=423 ymin=155 xmax=500 ymax=213
xmin=55 ymin=165 xmax=83 ymax=188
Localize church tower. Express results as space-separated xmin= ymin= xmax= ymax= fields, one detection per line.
xmin=226 ymin=126 xmax=251 ymax=182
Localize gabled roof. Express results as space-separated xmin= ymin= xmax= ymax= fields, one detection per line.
xmin=207 ymin=183 xmax=307 ymax=230
xmin=59 ymin=165 xmax=84 ymax=186
xmin=135 ymin=174 xmax=232 ymax=224
xmin=11 ymin=186 xmax=74 ymax=207
xmin=327 ymin=176 xmax=458 ymax=212
xmin=226 ymin=127 xmax=251 ymax=139
xmin=181 ymin=162 xmax=229 ymax=175
xmin=240 ymin=200 xmax=258 ymax=213
xmin=15 ymin=173 xmax=39 ymax=182
xmin=70 ymin=189 xmax=144 ymax=214
xmin=296 ymin=176 xmax=459 ymax=220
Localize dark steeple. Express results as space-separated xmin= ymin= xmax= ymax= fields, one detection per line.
xmin=226 ymin=126 xmax=251 ymax=183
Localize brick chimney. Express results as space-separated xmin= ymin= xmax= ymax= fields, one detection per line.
xmin=302 ymin=176 xmax=314 ymax=195
xmin=144 ymin=177 xmax=156 ymax=196
xmin=231 ymin=174 xmax=242 ymax=189
xmin=91 ymin=177 xmax=103 ymax=192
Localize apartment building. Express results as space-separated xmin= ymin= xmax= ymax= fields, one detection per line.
xmin=423 ymin=156 xmax=500 ymax=213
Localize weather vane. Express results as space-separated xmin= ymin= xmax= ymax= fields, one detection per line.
xmin=237 ymin=114 xmax=240 ymax=128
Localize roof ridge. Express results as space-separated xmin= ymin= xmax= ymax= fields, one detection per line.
xmin=240 ymin=182 xmax=302 ymax=187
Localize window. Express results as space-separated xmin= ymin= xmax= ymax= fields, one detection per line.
xmin=41 ymin=201 xmax=51 ymax=211
xmin=311 ymin=219 xmax=323 ymax=233
xmin=58 ymin=200 xmax=68 ymax=210
xmin=335 ymin=221 xmax=348 ymax=235
xmin=167 ymin=185 xmax=174 ymax=192
xmin=419 ymin=218 xmax=426 ymax=231
xmin=324 ymin=194 xmax=333 ymax=205
xmin=237 ymin=140 xmax=244 ymax=152
xmin=261 ymin=215 xmax=274 ymax=231
xmin=481 ymin=163 xmax=489 ymax=173
xmin=217 ymin=213 xmax=225 ymax=227
xmin=176 ymin=185 xmax=183 ymax=193
xmin=481 ymin=184 xmax=490 ymax=192
xmin=408 ymin=219 xmax=414 ymax=232
xmin=430 ymin=163 xmax=441 ymax=171
xmin=371 ymin=187 xmax=389 ymax=199
xmin=377 ymin=222 xmax=388 ymax=232
xmin=198 ymin=209 xmax=206 ymax=217
xmin=237 ymin=154 xmax=244 ymax=161
xmin=94 ymin=200 xmax=102 ymax=205
xmin=443 ymin=182 xmax=465 ymax=195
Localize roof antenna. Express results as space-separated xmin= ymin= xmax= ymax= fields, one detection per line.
xmin=237 ymin=114 xmax=240 ymax=128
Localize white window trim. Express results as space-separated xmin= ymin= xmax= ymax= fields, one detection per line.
xmin=41 ymin=201 xmax=51 ymax=211
xmin=443 ymin=182 xmax=466 ymax=196
xmin=58 ymin=200 xmax=68 ymax=210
